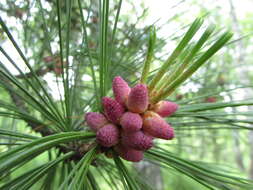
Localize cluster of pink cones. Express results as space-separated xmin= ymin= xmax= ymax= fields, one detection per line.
xmin=85 ymin=76 xmax=178 ymax=162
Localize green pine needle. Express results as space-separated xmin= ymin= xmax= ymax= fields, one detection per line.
xmin=148 ymin=18 xmax=203 ymax=92
xmin=140 ymin=26 xmax=156 ymax=84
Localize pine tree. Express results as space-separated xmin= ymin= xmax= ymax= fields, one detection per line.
xmin=0 ymin=0 xmax=253 ymax=189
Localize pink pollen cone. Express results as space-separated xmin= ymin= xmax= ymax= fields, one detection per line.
xmin=114 ymin=144 xmax=143 ymax=162
xmin=120 ymin=112 xmax=142 ymax=133
xmin=102 ymin=97 xmax=125 ymax=124
xmin=127 ymin=84 xmax=149 ymax=113
xmin=143 ymin=111 xmax=174 ymax=140
xmin=153 ymin=101 xmax=178 ymax=117
xmin=121 ymin=131 xmax=153 ymax=151
xmin=112 ymin=76 xmax=131 ymax=105
xmin=85 ymin=112 xmax=108 ymax=132
xmin=96 ymin=124 xmax=119 ymax=147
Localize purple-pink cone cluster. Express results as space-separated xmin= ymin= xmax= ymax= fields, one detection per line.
xmin=85 ymin=76 xmax=178 ymax=162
